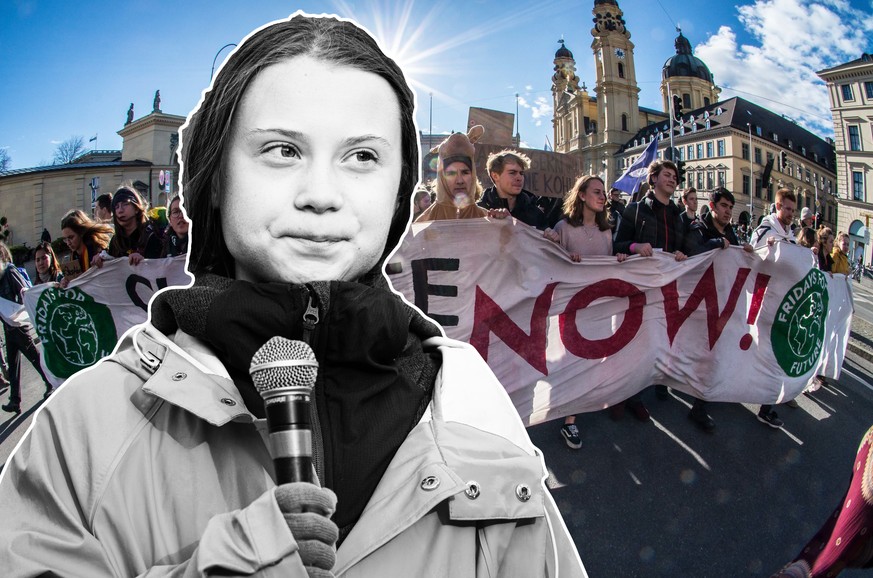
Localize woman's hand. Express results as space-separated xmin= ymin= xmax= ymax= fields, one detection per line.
xmin=674 ymin=251 xmax=688 ymax=262
xmin=128 ymin=253 xmax=144 ymax=266
xmin=488 ymin=208 xmax=509 ymax=220
xmin=633 ymin=242 xmax=653 ymax=257
xmin=59 ymin=278 xmax=69 ymax=289
xmin=543 ymin=228 xmax=559 ymax=243
xmin=616 ymin=253 xmax=628 ymax=262
xmin=570 ymin=253 xmax=581 ymax=263
xmin=91 ymin=254 xmax=104 ymax=269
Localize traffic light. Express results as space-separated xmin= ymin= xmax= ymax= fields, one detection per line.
xmin=780 ymin=150 xmax=788 ymax=169
xmin=665 ymin=146 xmax=679 ymax=161
xmin=672 ymin=94 xmax=683 ymax=121
xmin=676 ymin=160 xmax=686 ymax=185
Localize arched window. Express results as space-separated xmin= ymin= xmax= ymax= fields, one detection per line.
xmin=621 ymin=114 xmax=628 ymax=131
xmin=704 ymin=97 xmax=710 ymax=107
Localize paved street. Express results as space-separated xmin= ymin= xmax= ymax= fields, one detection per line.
xmin=1 ymin=332 xmax=871 ymax=577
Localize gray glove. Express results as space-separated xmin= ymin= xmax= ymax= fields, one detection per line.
xmin=274 ymin=483 xmax=339 ymax=578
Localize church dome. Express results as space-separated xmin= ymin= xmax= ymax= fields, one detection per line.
xmin=662 ymin=32 xmax=714 ymax=82
xmin=555 ymin=39 xmax=573 ymax=60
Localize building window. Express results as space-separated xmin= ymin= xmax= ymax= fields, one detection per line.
xmin=754 ymin=147 xmax=762 ymax=164
xmin=842 ymin=84 xmax=855 ymax=101
xmin=683 ymin=93 xmax=691 ymax=109
xmin=621 ymin=114 xmax=628 ymax=132
xmin=755 ymin=178 xmax=762 ymax=198
xmin=756 ymin=126 xmax=762 ymax=136
xmin=773 ymin=133 xmax=779 ymax=142
xmin=706 ymin=171 xmax=714 ymax=190
xmin=704 ymin=97 xmax=711 ymax=107
xmin=766 ymin=151 xmax=774 ymax=165
xmin=866 ymin=81 xmax=873 ymax=99
xmin=696 ymin=171 xmax=703 ymax=189
xmin=687 ymin=145 xmax=694 ymax=160
xmin=788 ymin=139 xmax=793 ymax=149
xmin=696 ymin=143 xmax=703 ymax=158
xmin=618 ymin=62 xmax=625 ymax=78
xmin=849 ymin=125 xmax=862 ymax=151
xmin=854 ymin=171 xmax=864 ymax=200
xmin=718 ymin=171 xmax=726 ymax=187
xmin=717 ymin=139 xmax=725 ymax=156
xmin=706 ymin=142 xmax=713 ymax=158
xmin=677 ymin=146 xmax=684 ymax=161
xmin=742 ymin=175 xmax=750 ymax=197
xmin=806 ymin=169 xmax=811 ymax=183
xmin=742 ymin=143 xmax=749 ymax=160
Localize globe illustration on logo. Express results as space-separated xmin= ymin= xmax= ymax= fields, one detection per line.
xmin=48 ymin=303 xmax=100 ymax=366
xmin=771 ymin=269 xmax=829 ymax=377
xmin=34 ymin=287 xmax=117 ymax=378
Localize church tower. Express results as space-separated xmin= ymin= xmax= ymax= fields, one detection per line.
xmin=591 ymin=0 xmax=640 ymax=184
xmin=660 ymin=30 xmax=721 ymax=114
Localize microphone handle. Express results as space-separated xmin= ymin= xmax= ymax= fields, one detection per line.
xmin=264 ymin=392 xmax=313 ymax=485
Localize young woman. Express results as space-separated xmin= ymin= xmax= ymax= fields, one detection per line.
xmin=0 ymin=242 xmax=52 ymax=413
xmin=832 ymin=232 xmax=850 ymax=275
xmin=816 ymin=227 xmax=835 ymax=272
xmin=411 ymin=186 xmax=432 ymax=222
xmin=98 ymin=185 xmax=163 ymax=265
xmin=544 ymin=175 xmax=628 ymax=449
xmin=32 ymin=241 xmax=63 ymax=285
xmin=59 ymin=209 xmax=113 ymax=281
xmin=160 ymin=195 xmax=189 ymax=257
xmin=0 ymin=15 xmax=585 ymax=577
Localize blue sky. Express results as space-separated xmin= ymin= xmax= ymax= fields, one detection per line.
xmin=2 ymin=0 xmax=872 ymax=170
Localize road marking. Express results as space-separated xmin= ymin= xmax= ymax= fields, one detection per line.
xmin=651 ymin=417 xmax=711 ymax=471
xmin=841 ymin=366 xmax=873 ymax=393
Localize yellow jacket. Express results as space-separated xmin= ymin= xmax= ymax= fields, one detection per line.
xmin=832 ymin=248 xmax=850 ymax=275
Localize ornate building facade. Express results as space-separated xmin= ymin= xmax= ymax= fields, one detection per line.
xmin=818 ymin=54 xmax=873 ymax=265
xmin=553 ymin=0 xmax=836 ymax=230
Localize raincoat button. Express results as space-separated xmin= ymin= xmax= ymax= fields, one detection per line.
xmin=420 ymin=475 xmax=440 ymax=491
xmin=220 ymin=398 xmax=236 ymax=406
xmin=171 ymin=372 xmax=187 ymax=381
xmin=515 ymin=484 xmax=532 ymax=502
xmin=464 ymin=481 xmax=480 ymax=500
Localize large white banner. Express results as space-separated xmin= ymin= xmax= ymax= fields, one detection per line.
xmin=22 ymin=257 xmax=192 ymax=386
xmin=388 ymin=219 xmax=853 ymax=426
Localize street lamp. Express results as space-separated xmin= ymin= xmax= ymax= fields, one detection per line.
xmin=746 ymin=119 xmax=754 ymax=225
xmin=210 ymin=43 xmax=238 ymax=81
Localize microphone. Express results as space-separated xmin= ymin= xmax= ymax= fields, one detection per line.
xmin=250 ymin=337 xmax=318 ymax=484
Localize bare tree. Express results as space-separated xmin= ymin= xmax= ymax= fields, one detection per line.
xmin=0 ymin=149 xmax=10 ymax=173
xmin=52 ymin=136 xmax=86 ymax=165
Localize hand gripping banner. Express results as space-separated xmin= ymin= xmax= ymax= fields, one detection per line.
xmin=387 ymin=219 xmax=852 ymax=426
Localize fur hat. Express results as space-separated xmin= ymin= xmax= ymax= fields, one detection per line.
xmin=432 ymin=126 xmax=484 ymax=204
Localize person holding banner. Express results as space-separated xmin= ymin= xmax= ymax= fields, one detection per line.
xmin=544 ymin=174 xmax=631 ymax=448
xmin=93 ymin=185 xmax=163 ymax=267
xmin=0 ymin=14 xmax=586 ymax=577
xmin=59 ymin=209 xmax=113 ymax=286
xmin=479 ymin=149 xmax=548 ymax=229
xmin=0 ymin=242 xmax=51 ymax=413
xmin=161 ymin=196 xmax=189 ymax=258
xmin=32 ymin=241 xmax=63 ymax=285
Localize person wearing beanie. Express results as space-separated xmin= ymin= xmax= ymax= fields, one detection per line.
xmin=0 ymin=15 xmax=586 ymax=578
xmin=800 ymin=206 xmax=815 ymax=229
xmin=94 ymin=185 xmax=163 ymax=267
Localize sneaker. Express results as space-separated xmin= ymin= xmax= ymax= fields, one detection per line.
xmin=655 ymin=385 xmax=669 ymax=400
xmin=785 ymin=398 xmax=799 ymax=409
xmin=560 ymin=424 xmax=582 ymax=449
xmin=1 ymin=401 xmax=20 ymax=414
xmin=757 ymin=410 xmax=784 ymax=429
xmin=689 ymin=409 xmax=715 ymax=432
xmin=627 ymin=400 xmax=650 ymax=422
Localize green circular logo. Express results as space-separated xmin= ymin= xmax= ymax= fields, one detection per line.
xmin=770 ymin=269 xmax=829 ymax=377
xmin=34 ymin=287 xmax=117 ymax=378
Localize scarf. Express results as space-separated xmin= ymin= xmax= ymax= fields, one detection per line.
xmin=151 ymin=273 xmax=442 ymax=541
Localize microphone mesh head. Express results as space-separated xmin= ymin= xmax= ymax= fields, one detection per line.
xmin=249 ymin=337 xmax=318 ymax=394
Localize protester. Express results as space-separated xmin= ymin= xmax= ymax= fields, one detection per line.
xmin=410 ymin=186 xmax=432 ymax=222
xmin=606 ymin=187 xmax=626 ymax=232
xmin=800 ymin=206 xmax=815 ymax=229
xmin=770 ymin=425 xmax=873 ymax=578
xmin=32 ymin=241 xmax=63 ymax=285
xmin=415 ymin=126 xmax=507 ymax=222
xmin=0 ymin=15 xmax=585 ymax=577
xmin=544 ymin=174 xmax=629 ymax=448
xmin=816 ymin=227 xmax=835 ymax=273
xmin=832 ymin=232 xmax=850 ymax=275
xmin=93 ymin=185 xmax=163 ymax=267
xmin=751 ymin=188 xmax=800 ymax=426
xmin=684 ymin=188 xmax=753 ymax=256
xmin=59 ymin=209 xmax=113 ymax=286
xmin=160 ymin=196 xmax=189 ymax=258
xmin=796 ymin=227 xmax=817 ymax=251
xmin=0 ymin=242 xmax=52 ymax=413
xmin=679 ymin=187 xmax=699 ymax=230
xmin=614 ymin=160 xmax=690 ymax=428
xmin=478 ymin=149 xmax=547 ymax=229
xmin=94 ymin=193 xmax=113 ymax=222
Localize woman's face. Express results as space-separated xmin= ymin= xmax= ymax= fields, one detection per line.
xmin=581 ymin=180 xmax=606 ymax=214
xmin=61 ymin=227 xmax=81 ymax=252
xmin=824 ymin=234 xmax=834 ymax=254
xmin=840 ymin=236 xmax=849 ymax=253
xmin=416 ymin=194 xmax=431 ymax=212
xmin=169 ymin=199 xmax=189 ymax=237
xmin=35 ymin=249 xmax=51 ymax=274
xmin=220 ymin=56 xmax=402 ymax=284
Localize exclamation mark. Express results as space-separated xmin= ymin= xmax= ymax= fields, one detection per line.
xmin=740 ymin=273 xmax=771 ymax=350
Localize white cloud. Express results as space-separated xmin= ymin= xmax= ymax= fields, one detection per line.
xmin=517 ymin=95 xmax=553 ymax=127
xmin=695 ymin=0 xmax=873 ymax=137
